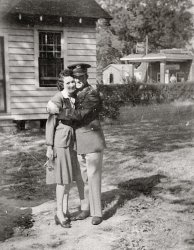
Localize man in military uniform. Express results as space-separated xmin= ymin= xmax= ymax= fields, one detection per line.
xmin=58 ymin=63 xmax=106 ymax=225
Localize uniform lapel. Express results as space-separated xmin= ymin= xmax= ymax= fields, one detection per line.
xmin=77 ymin=85 xmax=90 ymax=102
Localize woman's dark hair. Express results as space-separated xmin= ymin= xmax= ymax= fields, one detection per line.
xmin=57 ymin=69 xmax=73 ymax=91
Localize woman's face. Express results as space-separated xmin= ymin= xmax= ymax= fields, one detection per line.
xmin=63 ymin=76 xmax=76 ymax=94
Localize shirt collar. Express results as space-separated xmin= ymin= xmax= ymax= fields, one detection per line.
xmin=61 ymin=90 xmax=75 ymax=105
xmin=61 ymin=89 xmax=69 ymax=99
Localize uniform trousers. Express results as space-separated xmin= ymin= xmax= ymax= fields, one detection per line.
xmin=76 ymin=151 xmax=103 ymax=217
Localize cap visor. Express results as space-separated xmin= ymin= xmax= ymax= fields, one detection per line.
xmin=73 ymin=73 xmax=86 ymax=77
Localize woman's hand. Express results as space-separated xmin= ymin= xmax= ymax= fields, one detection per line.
xmin=46 ymin=146 xmax=54 ymax=159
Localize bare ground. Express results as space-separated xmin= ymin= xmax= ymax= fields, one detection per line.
xmin=0 ymin=103 xmax=194 ymax=250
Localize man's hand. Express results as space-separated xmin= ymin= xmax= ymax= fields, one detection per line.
xmin=46 ymin=100 xmax=59 ymax=114
xmin=46 ymin=146 xmax=54 ymax=159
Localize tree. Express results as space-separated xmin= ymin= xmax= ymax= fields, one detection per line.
xmin=135 ymin=0 xmax=194 ymax=51
xmin=96 ymin=0 xmax=194 ymax=65
xmin=96 ymin=20 xmax=123 ymax=69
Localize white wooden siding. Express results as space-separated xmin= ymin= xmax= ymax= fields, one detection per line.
xmin=67 ymin=27 xmax=97 ymax=85
xmin=9 ymin=79 xmax=35 ymax=85
xmin=9 ymin=61 xmax=35 ymax=67
xmin=9 ymin=73 xmax=35 ymax=79
xmin=12 ymin=96 xmax=52 ymax=103
xmin=3 ymin=24 xmax=97 ymax=120
xmin=7 ymin=27 xmax=54 ymax=119
xmin=11 ymin=90 xmax=56 ymax=97
xmin=112 ymin=67 xmax=121 ymax=84
xmin=9 ymin=41 xmax=34 ymax=49
xmin=103 ymin=65 xmax=131 ymax=85
xmin=68 ymin=44 xmax=96 ymax=50
xmin=11 ymin=108 xmax=46 ymax=114
xmin=9 ymin=54 xmax=34 ymax=60
xmin=8 ymin=35 xmax=33 ymax=42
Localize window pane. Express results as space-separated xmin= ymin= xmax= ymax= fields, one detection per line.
xmin=56 ymin=34 xmax=61 ymax=44
xmin=47 ymin=52 xmax=55 ymax=58
xmin=57 ymin=45 xmax=61 ymax=52
xmin=47 ymin=33 xmax=54 ymax=44
xmin=39 ymin=58 xmax=64 ymax=87
xmin=47 ymin=45 xmax=54 ymax=52
xmin=39 ymin=52 xmax=46 ymax=58
xmin=56 ymin=52 xmax=61 ymax=58
xmin=47 ymin=64 xmax=56 ymax=77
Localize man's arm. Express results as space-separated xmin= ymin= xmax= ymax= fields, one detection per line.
xmin=45 ymin=114 xmax=57 ymax=146
xmin=58 ymin=89 xmax=102 ymax=121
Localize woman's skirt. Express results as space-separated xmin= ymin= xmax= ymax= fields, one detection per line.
xmin=46 ymin=147 xmax=78 ymax=185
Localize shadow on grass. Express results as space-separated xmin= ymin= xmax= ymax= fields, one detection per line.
xmin=0 ymin=205 xmax=34 ymax=242
xmin=185 ymin=238 xmax=194 ymax=245
xmin=167 ymin=180 xmax=194 ymax=214
xmin=105 ymin=103 xmax=194 ymax=157
xmin=0 ymin=149 xmax=55 ymax=242
xmin=0 ymin=150 xmax=55 ymax=204
xmin=102 ymin=174 xmax=166 ymax=220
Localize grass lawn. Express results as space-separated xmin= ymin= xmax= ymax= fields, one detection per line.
xmin=0 ymin=102 xmax=194 ymax=250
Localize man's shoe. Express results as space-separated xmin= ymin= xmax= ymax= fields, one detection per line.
xmin=63 ymin=212 xmax=71 ymax=222
xmin=71 ymin=210 xmax=90 ymax=221
xmin=92 ymin=216 xmax=103 ymax=225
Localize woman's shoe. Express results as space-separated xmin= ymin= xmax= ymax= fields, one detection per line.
xmin=54 ymin=215 xmax=71 ymax=228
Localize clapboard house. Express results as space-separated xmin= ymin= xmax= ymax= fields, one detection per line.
xmin=0 ymin=0 xmax=111 ymax=129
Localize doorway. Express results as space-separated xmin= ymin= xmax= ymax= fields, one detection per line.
xmin=0 ymin=37 xmax=6 ymax=112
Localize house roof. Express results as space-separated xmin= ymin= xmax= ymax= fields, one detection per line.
xmin=0 ymin=0 xmax=20 ymax=15
xmin=1 ymin=0 xmax=111 ymax=20
xmin=103 ymin=64 xmax=130 ymax=72
xmin=121 ymin=49 xmax=194 ymax=62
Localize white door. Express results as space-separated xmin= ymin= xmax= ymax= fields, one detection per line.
xmin=0 ymin=37 xmax=6 ymax=112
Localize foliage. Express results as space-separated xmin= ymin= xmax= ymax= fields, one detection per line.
xmin=96 ymin=0 xmax=193 ymax=67
xmin=96 ymin=20 xmax=123 ymax=69
xmin=97 ymin=81 xmax=194 ymax=120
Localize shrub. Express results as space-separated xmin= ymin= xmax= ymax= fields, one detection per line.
xmin=97 ymin=81 xmax=194 ymax=120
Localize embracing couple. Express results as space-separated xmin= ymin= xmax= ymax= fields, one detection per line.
xmin=45 ymin=63 xmax=106 ymax=228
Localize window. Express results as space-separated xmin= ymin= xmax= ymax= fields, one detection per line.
xmin=109 ymin=73 xmax=114 ymax=84
xmin=39 ymin=31 xmax=63 ymax=87
xmin=176 ymin=72 xmax=185 ymax=83
xmin=157 ymin=73 xmax=160 ymax=83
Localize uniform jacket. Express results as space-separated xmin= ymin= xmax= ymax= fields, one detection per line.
xmin=46 ymin=92 xmax=74 ymax=149
xmin=58 ymin=84 xmax=106 ymax=154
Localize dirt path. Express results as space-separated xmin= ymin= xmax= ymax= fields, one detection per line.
xmin=1 ymin=103 xmax=194 ymax=250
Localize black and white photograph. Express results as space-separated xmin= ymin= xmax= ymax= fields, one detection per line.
xmin=1 ymin=0 xmax=194 ymax=249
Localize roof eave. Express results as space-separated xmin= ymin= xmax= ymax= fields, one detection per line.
xmin=8 ymin=12 xmax=111 ymax=22
xmin=121 ymin=55 xmax=193 ymax=62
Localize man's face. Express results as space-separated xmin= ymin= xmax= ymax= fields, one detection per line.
xmin=74 ymin=74 xmax=88 ymax=89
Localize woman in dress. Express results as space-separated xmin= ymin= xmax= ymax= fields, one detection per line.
xmin=45 ymin=69 xmax=77 ymax=228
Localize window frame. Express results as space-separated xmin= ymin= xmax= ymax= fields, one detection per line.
xmin=39 ymin=31 xmax=63 ymax=87
xmin=34 ymin=26 xmax=67 ymax=89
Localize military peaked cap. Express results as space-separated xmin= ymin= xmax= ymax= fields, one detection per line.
xmin=67 ymin=63 xmax=91 ymax=76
